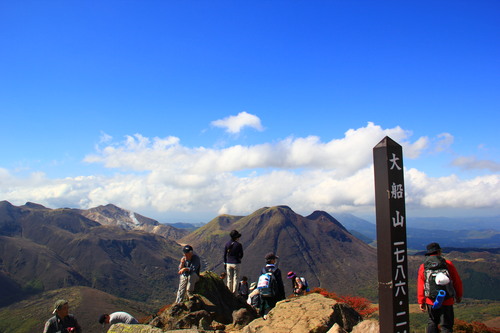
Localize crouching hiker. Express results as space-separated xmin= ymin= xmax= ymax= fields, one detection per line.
xmin=175 ymin=245 xmax=201 ymax=303
xmin=98 ymin=311 xmax=138 ymax=326
xmin=247 ymin=282 xmax=261 ymax=315
xmin=287 ymin=271 xmax=309 ymax=296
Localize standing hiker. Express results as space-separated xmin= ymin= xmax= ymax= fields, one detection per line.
xmin=257 ymin=252 xmax=285 ymax=319
xmin=417 ymin=242 xmax=463 ymax=333
xmin=43 ymin=299 xmax=82 ymax=333
xmin=223 ymin=229 xmax=244 ymax=294
xmin=175 ymin=245 xmax=201 ymax=303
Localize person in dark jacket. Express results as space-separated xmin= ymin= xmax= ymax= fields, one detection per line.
xmin=223 ymin=230 xmax=244 ymax=294
xmin=43 ymin=299 xmax=82 ymax=333
xmin=238 ymin=276 xmax=250 ymax=299
xmin=175 ymin=245 xmax=201 ymax=303
xmin=259 ymin=252 xmax=285 ymax=319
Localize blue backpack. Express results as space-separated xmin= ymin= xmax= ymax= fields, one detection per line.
xmin=257 ymin=266 xmax=277 ymax=298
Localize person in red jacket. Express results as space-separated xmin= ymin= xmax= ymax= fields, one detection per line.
xmin=417 ymin=242 xmax=463 ymax=333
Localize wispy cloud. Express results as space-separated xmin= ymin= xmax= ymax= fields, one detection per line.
xmin=1 ymin=122 xmax=498 ymax=221
xmin=211 ymin=111 xmax=264 ymax=134
xmin=452 ymin=156 xmax=500 ymax=172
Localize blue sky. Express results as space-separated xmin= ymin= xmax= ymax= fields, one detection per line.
xmin=0 ymin=1 xmax=499 ymax=223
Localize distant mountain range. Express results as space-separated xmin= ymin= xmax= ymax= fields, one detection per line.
xmin=0 ymin=201 xmax=183 ymax=307
xmin=0 ymin=200 xmax=499 ymax=331
xmin=334 ymin=213 xmax=500 ymax=250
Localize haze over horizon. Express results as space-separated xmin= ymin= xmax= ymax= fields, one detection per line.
xmin=1 ymin=2 xmax=499 ymax=223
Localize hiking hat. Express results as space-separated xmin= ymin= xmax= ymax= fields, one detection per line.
xmin=52 ymin=299 xmax=68 ymax=314
xmin=435 ymin=272 xmax=450 ymax=285
xmin=183 ymin=245 xmax=193 ymax=253
xmin=230 ymin=230 xmax=242 ymax=240
xmin=425 ymin=242 xmax=442 ymax=256
xmin=287 ymin=271 xmax=296 ymax=279
xmin=265 ymin=252 xmax=279 ymax=260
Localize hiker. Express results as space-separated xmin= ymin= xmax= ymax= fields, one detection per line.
xmin=43 ymin=299 xmax=82 ymax=333
xmin=238 ymin=276 xmax=250 ymax=299
xmin=417 ymin=242 xmax=463 ymax=333
xmin=247 ymin=281 xmax=261 ymax=315
xmin=175 ymin=244 xmax=201 ymax=303
xmin=257 ymin=252 xmax=285 ymax=319
xmin=287 ymin=271 xmax=309 ymax=296
xmin=223 ymin=229 xmax=244 ymax=294
xmin=98 ymin=311 xmax=138 ymax=325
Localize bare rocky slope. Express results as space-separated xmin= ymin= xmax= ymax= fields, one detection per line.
xmin=0 ymin=201 xmax=182 ymax=306
xmin=79 ymin=203 xmax=189 ymax=240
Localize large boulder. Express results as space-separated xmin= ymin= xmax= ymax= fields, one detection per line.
xmin=331 ymin=302 xmax=362 ymax=332
xmin=327 ymin=324 xmax=348 ymax=333
xmin=351 ymin=319 xmax=380 ymax=333
xmin=150 ymin=271 xmax=256 ymax=330
xmin=242 ymin=293 xmax=362 ymax=333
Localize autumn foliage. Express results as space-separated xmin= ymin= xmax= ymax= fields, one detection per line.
xmin=454 ymin=319 xmax=500 ymax=333
xmin=307 ymin=287 xmax=378 ymax=318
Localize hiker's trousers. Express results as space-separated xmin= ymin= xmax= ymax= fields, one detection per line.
xmin=175 ymin=272 xmax=199 ymax=303
xmin=226 ymin=263 xmax=240 ymax=294
xmin=426 ymin=304 xmax=454 ymax=333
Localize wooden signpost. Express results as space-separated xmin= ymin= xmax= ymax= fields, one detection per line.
xmin=373 ymin=136 xmax=410 ymax=333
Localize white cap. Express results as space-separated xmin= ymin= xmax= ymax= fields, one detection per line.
xmin=435 ymin=272 xmax=450 ymax=285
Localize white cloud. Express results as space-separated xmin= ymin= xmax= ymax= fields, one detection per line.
xmin=406 ymin=168 xmax=500 ymax=209
xmin=2 ymin=123 xmax=499 ymax=221
xmin=211 ymin=111 xmax=264 ymax=134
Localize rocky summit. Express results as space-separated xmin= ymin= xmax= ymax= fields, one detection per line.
xmin=107 ymin=272 xmax=378 ymax=333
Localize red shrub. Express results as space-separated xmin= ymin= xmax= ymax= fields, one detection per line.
xmin=307 ymin=287 xmax=339 ymax=300
xmin=338 ymin=295 xmax=378 ymax=318
xmin=454 ymin=319 xmax=500 ymax=333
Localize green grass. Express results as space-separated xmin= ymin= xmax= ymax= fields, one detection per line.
xmin=0 ymin=309 xmax=40 ymax=333
xmin=408 ymin=300 xmax=500 ymax=333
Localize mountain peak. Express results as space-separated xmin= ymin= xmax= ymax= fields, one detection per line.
xmin=307 ymin=210 xmax=348 ymax=231
xmin=181 ymin=206 xmax=377 ymax=296
xmin=22 ymin=202 xmax=48 ymax=210
xmin=265 ymin=205 xmax=295 ymax=214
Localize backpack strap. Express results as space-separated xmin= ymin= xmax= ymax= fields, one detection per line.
xmin=263 ymin=265 xmax=276 ymax=274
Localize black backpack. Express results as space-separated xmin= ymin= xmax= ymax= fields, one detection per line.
xmin=424 ymin=256 xmax=455 ymax=300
